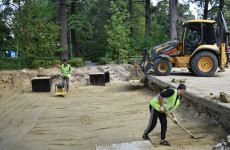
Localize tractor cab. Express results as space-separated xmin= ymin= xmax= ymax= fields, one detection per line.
xmin=182 ymin=20 xmax=216 ymax=55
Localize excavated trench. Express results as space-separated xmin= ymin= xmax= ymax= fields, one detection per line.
xmin=0 ymin=80 xmax=228 ymax=150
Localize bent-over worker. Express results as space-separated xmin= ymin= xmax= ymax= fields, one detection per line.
xmin=61 ymin=59 xmax=71 ymax=93
xmin=142 ymin=84 xmax=186 ymax=146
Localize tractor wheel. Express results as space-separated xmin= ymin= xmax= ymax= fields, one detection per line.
xmin=191 ymin=51 xmax=218 ymax=77
xmin=154 ymin=58 xmax=172 ymax=76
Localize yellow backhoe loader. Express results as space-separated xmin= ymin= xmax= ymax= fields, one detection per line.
xmin=134 ymin=11 xmax=229 ymax=77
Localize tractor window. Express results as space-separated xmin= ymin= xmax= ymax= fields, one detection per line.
xmin=202 ymin=23 xmax=216 ymax=45
xmin=186 ymin=23 xmax=201 ymax=45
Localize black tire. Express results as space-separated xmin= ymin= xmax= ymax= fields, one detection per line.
xmin=191 ymin=51 xmax=218 ymax=77
xmin=188 ymin=68 xmax=194 ymax=74
xmin=153 ymin=58 xmax=172 ymax=76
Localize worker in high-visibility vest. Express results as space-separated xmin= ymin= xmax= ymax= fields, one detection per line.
xmin=61 ymin=59 xmax=71 ymax=93
xmin=142 ymin=84 xmax=186 ymax=146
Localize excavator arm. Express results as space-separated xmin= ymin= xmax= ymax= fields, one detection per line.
xmin=217 ymin=11 xmax=229 ymax=69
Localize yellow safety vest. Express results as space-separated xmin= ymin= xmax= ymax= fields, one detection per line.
xmin=62 ymin=64 xmax=71 ymax=78
xmin=150 ymin=88 xmax=180 ymax=114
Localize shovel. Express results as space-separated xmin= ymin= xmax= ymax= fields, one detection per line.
xmin=166 ymin=113 xmax=203 ymax=139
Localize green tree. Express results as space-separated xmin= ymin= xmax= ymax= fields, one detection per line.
xmin=86 ymin=0 xmax=112 ymax=60
xmin=105 ymin=0 xmax=130 ymax=63
xmin=0 ymin=19 xmax=12 ymax=51
xmin=169 ymin=0 xmax=178 ymax=40
xmin=129 ymin=3 xmax=145 ymax=55
xmin=67 ymin=0 xmax=91 ymax=59
xmin=59 ymin=0 xmax=68 ymax=61
xmin=191 ymin=0 xmax=220 ymax=19
xmin=12 ymin=1 xmax=59 ymax=67
xmin=70 ymin=0 xmax=78 ymax=57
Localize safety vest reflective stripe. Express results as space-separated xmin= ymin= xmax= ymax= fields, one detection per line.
xmin=155 ymin=96 xmax=174 ymax=114
xmin=163 ymin=97 xmax=175 ymax=111
xmin=63 ymin=70 xmax=69 ymax=74
xmin=163 ymin=104 xmax=170 ymax=113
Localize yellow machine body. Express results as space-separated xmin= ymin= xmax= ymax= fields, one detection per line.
xmin=55 ymin=84 xmax=67 ymax=96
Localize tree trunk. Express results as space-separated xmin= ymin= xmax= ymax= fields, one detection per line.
xmin=16 ymin=0 xmax=21 ymax=57
xmin=169 ymin=0 xmax=178 ymax=40
xmin=219 ymin=0 xmax=224 ymax=11
xmin=71 ymin=1 xmax=78 ymax=57
xmin=145 ymin=0 xmax=150 ymax=37
xmin=59 ymin=0 xmax=68 ymax=61
xmin=129 ymin=0 xmax=133 ymax=37
xmin=203 ymin=0 xmax=209 ymax=19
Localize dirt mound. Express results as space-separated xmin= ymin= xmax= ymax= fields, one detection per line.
xmin=0 ymin=69 xmax=37 ymax=90
xmin=0 ymin=64 xmax=133 ymax=91
xmin=71 ymin=64 xmax=133 ymax=84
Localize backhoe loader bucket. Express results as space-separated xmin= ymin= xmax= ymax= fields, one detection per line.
xmin=132 ymin=60 xmax=143 ymax=71
xmin=126 ymin=60 xmax=145 ymax=81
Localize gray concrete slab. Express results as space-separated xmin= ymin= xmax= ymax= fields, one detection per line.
xmin=95 ymin=141 xmax=155 ymax=150
xmin=150 ymin=68 xmax=230 ymax=100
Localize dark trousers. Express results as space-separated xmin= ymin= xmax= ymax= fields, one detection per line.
xmin=62 ymin=77 xmax=69 ymax=91
xmin=144 ymin=105 xmax=167 ymax=140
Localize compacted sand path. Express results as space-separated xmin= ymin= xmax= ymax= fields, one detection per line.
xmin=0 ymin=81 xmax=227 ymax=150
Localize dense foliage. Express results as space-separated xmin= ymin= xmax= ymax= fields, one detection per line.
xmin=0 ymin=57 xmax=27 ymax=70
xmin=0 ymin=0 xmax=230 ymax=68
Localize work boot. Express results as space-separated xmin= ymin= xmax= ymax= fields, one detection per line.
xmin=142 ymin=134 xmax=152 ymax=142
xmin=160 ymin=139 xmax=171 ymax=146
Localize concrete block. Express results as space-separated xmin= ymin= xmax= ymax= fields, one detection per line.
xmin=220 ymin=92 xmax=230 ymax=103
xmin=227 ymin=135 xmax=230 ymax=144
xmin=32 ymin=77 xmax=52 ymax=92
xmin=95 ymin=141 xmax=155 ymax=150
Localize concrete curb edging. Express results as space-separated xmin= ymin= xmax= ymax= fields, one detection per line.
xmin=147 ymin=75 xmax=230 ymax=133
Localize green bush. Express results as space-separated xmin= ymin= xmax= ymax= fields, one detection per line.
xmin=98 ymin=57 xmax=105 ymax=65
xmin=53 ymin=60 xmax=61 ymax=65
xmin=97 ymin=57 xmax=111 ymax=65
xmin=35 ymin=57 xmax=60 ymax=60
xmin=0 ymin=57 xmax=83 ymax=70
xmin=68 ymin=57 xmax=84 ymax=67
xmin=31 ymin=60 xmax=41 ymax=69
xmin=127 ymin=58 xmax=142 ymax=64
xmin=98 ymin=57 xmax=106 ymax=65
xmin=31 ymin=60 xmax=60 ymax=69
xmin=91 ymin=57 xmax=99 ymax=63
xmin=0 ymin=57 xmax=28 ymax=70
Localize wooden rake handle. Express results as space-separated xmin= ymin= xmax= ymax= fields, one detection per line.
xmin=165 ymin=113 xmax=195 ymax=138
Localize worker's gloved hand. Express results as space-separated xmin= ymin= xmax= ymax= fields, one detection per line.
xmin=173 ymin=117 xmax=178 ymax=124
xmin=160 ymin=106 xmax=164 ymax=113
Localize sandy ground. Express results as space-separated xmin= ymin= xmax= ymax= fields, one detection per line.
xmin=0 ymin=80 xmax=227 ymax=150
xmin=148 ymin=67 xmax=230 ymax=107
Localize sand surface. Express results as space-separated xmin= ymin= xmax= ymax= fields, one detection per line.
xmin=0 ymin=81 xmax=227 ymax=150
